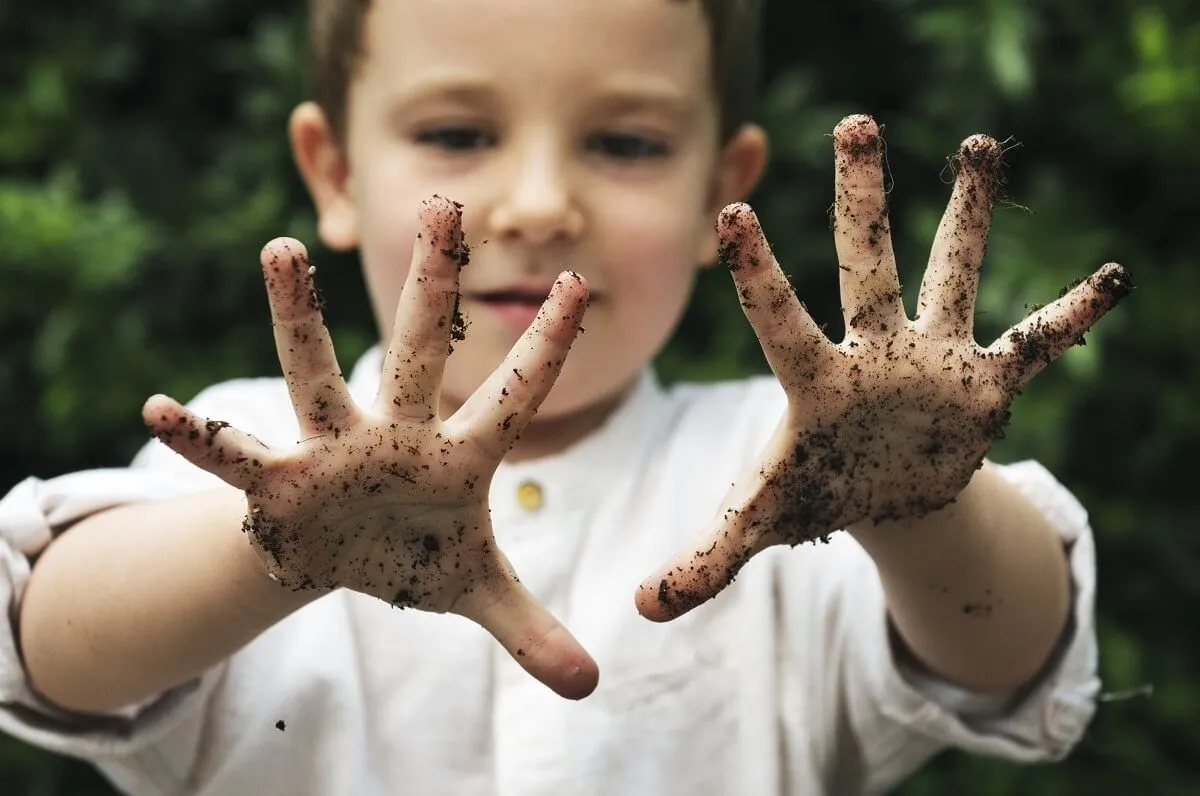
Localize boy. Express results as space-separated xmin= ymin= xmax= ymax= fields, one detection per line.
xmin=0 ymin=0 xmax=1130 ymax=793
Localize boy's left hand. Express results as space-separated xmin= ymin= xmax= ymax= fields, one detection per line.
xmin=637 ymin=114 xmax=1131 ymax=622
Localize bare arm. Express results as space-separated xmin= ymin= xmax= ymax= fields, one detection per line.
xmin=848 ymin=461 xmax=1071 ymax=693
xmin=19 ymin=486 xmax=317 ymax=713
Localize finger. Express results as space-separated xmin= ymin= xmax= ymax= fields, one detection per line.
xmin=831 ymin=114 xmax=906 ymax=337
xmin=636 ymin=428 xmax=853 ymax=622
xmin=636 ymin=496 xmax=799 ymax=623
xmin=635 ymin=484 xmax=789 ymax=623
xmin=916 ymin=135 xmax=1004 ymax=337
xmin=456 ymin=566 xmax=599 ymax=700
xmin=635 ymin=530 xmax=759 ymax=623
xmin=451 ymin=271 xmax=589 ymax=459
xmin=142 ymin=394 xmax=276 ymax=492
xmin=375 ymin=196 xmax=468 ymax=419
xmin=987 ymin=263 xmax=1132 ymax=390
xmin=718 ymin=203 xmax=835 ymax=393
xmin=261 ymin=238 xmax=356 ymax=439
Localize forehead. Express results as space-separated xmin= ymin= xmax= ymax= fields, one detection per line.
xmin=356 ymin=0 xmax=713 ymax=103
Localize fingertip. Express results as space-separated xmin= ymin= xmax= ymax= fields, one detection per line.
xmin=719 ymin=201 xmax=752 ymax=222
xmin=553 ymin=270 xmax=590 ymax=313
xmin=717 ymin=202 xmax=757 ymax=236
xmin=414 ymin=196 xmax=468 ymax=271
xmin=634 ymin=574 xmax=708 ymax=623
xmin=141 ymin=392 xmax=170 ymax=413
xmin=141 ymin=393 xmax=179 ymax=426
xmin=958 ymin=133 xmax=1002 ymax=157
xmin=716 ymin=204 xmax=770 ymax=271
xmin=553 ymin=652 xmax=600 ymax=701
xmin=833 ymin=114 xmax=881 ymax=149
xmin=518 ymin=623 xmax=599 ymax=700
xmin=261 ymin=237 xmax=308 ymax=268
xmin=951 ymin=135 xmax=1005 ymax=196
xmin=634 ymin=580 xmax=674 ymax=623
xmin=140 ymin=395 xmax=190 ymax=446
xmin=557 ymin=269 xmax=587 ymax=289
xmin=718 ymin=207 xmax=783 ymax=279
xmin=419 ymin=194 xmax=464 ymax=228
xmin=554 ymin=269 xmax=588 ymax=293
xmin=1095 ymin=262 xmax=1133 ymax=301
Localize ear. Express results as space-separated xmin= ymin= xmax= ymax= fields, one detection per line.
xmin=289 ymin=101 xmax=359 ymax=251
xmin=698 ymin=123 xmax=769 ymax=266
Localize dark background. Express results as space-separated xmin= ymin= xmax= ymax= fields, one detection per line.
xmin=1 ymin=0 xmax=1196 ymax=792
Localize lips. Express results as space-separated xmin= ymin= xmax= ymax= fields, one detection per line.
xmin=464 ymin=281 xmax=594 ymax=331
xmin=464 ymin=286 xmax=554 ymax=331
xmin=467 ymin=280 xmax=599 ymax=305
xmin=470 ymin=288 xmax=550 ymax=305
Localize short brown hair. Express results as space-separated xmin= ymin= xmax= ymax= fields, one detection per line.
xmin=307 ymin=0 xmax=762 ymax=145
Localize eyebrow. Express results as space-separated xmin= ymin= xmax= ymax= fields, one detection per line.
xmin=588 ymin=87 xmax=700 ymax=123
xmin=387 ymin=77 xmax=502 ymax=111
xmin=385 ymin=75 xmax=699 ymax=123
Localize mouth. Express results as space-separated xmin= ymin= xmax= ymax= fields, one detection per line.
xmin=465 ymin=284 xmax=595 ymax=331
xmin=465 ymin=288 xmax=555 ymax=332
xmin=469 ymin=289 xmax=551 ymax=306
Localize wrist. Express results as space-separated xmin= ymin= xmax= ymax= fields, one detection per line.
xmin=845 ymin=459 xmax=992 ymax=546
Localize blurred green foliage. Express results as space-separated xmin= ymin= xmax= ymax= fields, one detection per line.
xmin=0 ymin=0 xmax=1196 ymax=793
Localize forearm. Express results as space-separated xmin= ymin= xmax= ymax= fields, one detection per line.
xmin=19 ymin=487 xmax=320 ymax=713
xmin=848 ymin=461 xmax=1071 ymax=693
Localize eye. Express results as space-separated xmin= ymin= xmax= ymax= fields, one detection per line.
xmin=586 ymin=131 xmax=670 ymax=160
xmin=415 ymin=125 xmax=497 ymax=152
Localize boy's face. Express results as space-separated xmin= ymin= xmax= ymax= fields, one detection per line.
xmin=294 ymin=0 xmax=765 ymax=443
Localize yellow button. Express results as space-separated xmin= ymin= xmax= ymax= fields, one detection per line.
xmin=516 ymin=480 xmax=544 ymax=512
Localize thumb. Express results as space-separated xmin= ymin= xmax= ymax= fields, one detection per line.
xmin=457 ymin=574 xmax=598 ymax=700
xmin=638 ymin=441 xmax=800 ymax=622
xmin=635 ymin=522 xmax=760 ymax=622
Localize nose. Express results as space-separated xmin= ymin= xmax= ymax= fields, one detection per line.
xmin=487 ymin=137 xmax=584 ymax=246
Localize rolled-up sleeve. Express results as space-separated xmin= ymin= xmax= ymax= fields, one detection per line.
xmin=0 ymin=380 xmax=274 ymax=765
xmin=827 ymin=460 xmax=1100 ymax=793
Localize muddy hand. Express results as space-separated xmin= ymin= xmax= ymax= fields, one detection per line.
xmin=144 ymin=196 xmax=598 ymax=698
xmin=637 ymin=114 xmax=1132 ymax=621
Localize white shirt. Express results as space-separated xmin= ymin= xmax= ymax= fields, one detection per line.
xmin=0 ymin=348 xmax=1100 ymax=795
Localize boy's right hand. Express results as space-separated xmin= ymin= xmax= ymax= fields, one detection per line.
xmin=142 ymin=196 xmax=597 ymax=699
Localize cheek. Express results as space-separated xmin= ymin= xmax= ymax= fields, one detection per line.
xmin=358 ymin=216 xmax=421 ymax=339
xmin=595 ymin=220 xmax=701 ymax=371
xmin=351 ymin=159 xmax=441 ymax=335
xmin=595 ymin=160 xmax=714 ymax=271
xmin=598 ymin=199 xmax=706 ymax=299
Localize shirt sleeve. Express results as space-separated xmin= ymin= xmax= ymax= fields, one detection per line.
xmin=0 ymin=380 xmax=278 ymax=766
xmin=829 ymin=459 xmax=1101 ymax=793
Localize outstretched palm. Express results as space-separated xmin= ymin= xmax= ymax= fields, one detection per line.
xmin=639 ymin=115 xmax=1131 ymax=621
xmin=145 ymin=196 xmax=598 ymax=698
